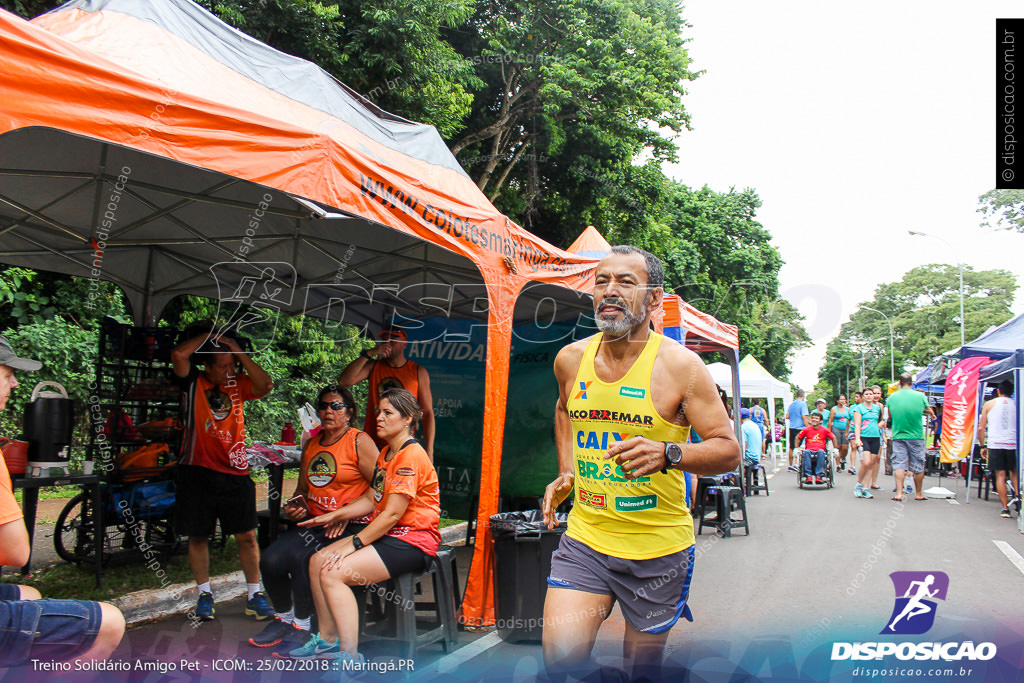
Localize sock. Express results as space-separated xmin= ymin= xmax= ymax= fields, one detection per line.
xmin=197 ymin=582 xmax=211 ymax=595
xmin=277 ymin=608 xmax=295 ymax=625
xmin=293 ymin=616 xmax=311 ymax=631
xmin=247 ymin=583 xmax=261 ymax=600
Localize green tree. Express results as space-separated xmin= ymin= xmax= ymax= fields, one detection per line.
xmin=818 ymin=264 xmax=1017 ymax=392
xmin=978 ymin=188 xmax=1024 ymax=232
xmin=449 ymin=0 xmax=698 ymax=200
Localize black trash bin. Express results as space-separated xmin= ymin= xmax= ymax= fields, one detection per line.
xmin=490 ymin=509 xmax=567 ymax=643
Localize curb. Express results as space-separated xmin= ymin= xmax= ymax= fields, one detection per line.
xmin=114 ymin=522 xmax=470 ymax=626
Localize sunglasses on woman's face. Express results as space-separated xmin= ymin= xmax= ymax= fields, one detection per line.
xmin=318 ymin=401 xmax=349 ymax=411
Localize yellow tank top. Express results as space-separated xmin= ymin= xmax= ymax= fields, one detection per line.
xmin=566 ymin=332 xmax=692 ymax=559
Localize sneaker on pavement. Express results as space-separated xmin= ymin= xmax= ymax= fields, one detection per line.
xmin=246 ymin=591 xmax=275 ymax=620
xmin=195 ymin=591 xmax=215 ymax=621
xmin=815 ymin=477 xmax=824 ymax=485
xmin=847 ymin=467 xmax=857 ymax=475
xmin=290 ymin=633 xmax=339 ymax=659
xmin=1001 ymin=508 xmax=1012 ymax=518
xmin=271 ymin=625 xmax=313 ymax=658
xmin=804 ymin=476 xmax=813 ymax=485
xmin=861 ymin=488 xmax=874 ymax=499
xmin=249 ymin=617 xmax=292 ymax=647
xmin=788 ymin=465 xmax=798 ymax=472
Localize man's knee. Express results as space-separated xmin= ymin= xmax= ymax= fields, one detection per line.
xmin=19 ymin=585 xmax=41 ymax=600
xmin=97 ymin=602 xmax=126 ymax=648
xmin=235 ymin=530 xmax=258 ymax=548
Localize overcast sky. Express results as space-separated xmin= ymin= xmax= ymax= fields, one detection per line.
xmin=665 ymin=1 xmax=1024 ymax=391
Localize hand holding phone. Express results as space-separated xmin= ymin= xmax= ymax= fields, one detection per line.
xmin=284 ymin=494 xmax=310 ymax=520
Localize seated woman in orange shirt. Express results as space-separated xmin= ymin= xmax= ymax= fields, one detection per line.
xmin=297 ymin=388 xmax=441 ymax=664
xmin=247 ymin=384 xmax=376 ymax=656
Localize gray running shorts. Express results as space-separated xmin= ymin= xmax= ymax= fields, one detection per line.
xmin=547 ymin=534 xmax=694 ymax=634
xmin=891 ymin=439 xmax=926 ymax=473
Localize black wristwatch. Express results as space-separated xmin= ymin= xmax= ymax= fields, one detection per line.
xmin=661 ymin=442 xmax=683 ymax=474
xmin=352 ymin=535 xmax=364 ymax=550
xmin=360 ymin=349 xmax=373 ymax=360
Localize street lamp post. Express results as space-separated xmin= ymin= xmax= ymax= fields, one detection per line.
xmin=862 ymin=306 xmax=895 ymax=384
xmin=908 ymin=230 xmax=965 ymax=348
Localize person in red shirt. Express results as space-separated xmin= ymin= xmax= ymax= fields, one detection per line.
xmin=171 ymin=328 xmax=273 ymax=622
xmin=796 ymin=413 xmax=836 ymax=485
xmin=297 ymin=388 xmax=440 ymax=664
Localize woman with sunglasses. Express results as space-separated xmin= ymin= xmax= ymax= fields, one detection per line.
xmin=299 ymin=388 xmax=441 ymax=665
xmin=246 ymin=385 xmax=377 ymax=656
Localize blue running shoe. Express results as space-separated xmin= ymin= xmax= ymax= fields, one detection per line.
xmin=245 ymin=591 xmax=275 ymax=620
xmin=289 ymin=634 xmax=339 ymax=658
xmin=196 ymin=591 xmax=215 ymax=621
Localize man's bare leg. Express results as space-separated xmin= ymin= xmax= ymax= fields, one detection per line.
xmin=623 ymin=626 xmax=670 ymax=682
xmin=542 ymin=587 xmax=614 ymax=680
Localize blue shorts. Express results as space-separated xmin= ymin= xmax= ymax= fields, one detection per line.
xmin=547 ymin=534 xmax=694 ymax=634
xmin=0 ymin=599 xmax=103 ymax=666
xmin=0 ymin=584 xmax=21 ymax=601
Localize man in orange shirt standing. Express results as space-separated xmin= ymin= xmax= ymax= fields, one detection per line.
xmin=337 ymin=327 xmax=435 ymax=459
xmin=0 ymin=337 xmax=124 ymax=664
xmin=172 ymin=329 xmax=274 ymax=621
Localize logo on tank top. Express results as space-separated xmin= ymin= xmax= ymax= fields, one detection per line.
xmin=307 ymin=452 xmax=337 ymax=487
xmin=371 ymin=466 xmax=386 ymax=502
xmin=575 ymin=381 xmax=593 ymax=400
xmin=619 ymin=386 xmax=645 ymax=399
xmin=377 ymin=377 xmax=405 ymax=396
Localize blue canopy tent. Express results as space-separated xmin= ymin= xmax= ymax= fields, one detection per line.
xmin=958 ymin=313 xmax=1024 ymax=525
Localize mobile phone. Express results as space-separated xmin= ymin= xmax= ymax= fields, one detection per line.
xmin=285 ymin=494 xmax=309 ymax=514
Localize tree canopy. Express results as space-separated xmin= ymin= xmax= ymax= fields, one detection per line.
xmin=978 ymin=188 xmax=1024 ymax=233
xmin=816 ymin=264 xmax=1017 ymax=397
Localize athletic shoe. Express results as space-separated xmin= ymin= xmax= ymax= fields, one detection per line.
xmin=249 ymin=617 xmax=292 ymax=647
xmin=321 ymin=652 xmax=367 ymax=682
xmin=815 ymin=477 xmax=824 ymax=485
xmin=289 ymin=633 xmax=339 ymax=658
xmin=861 ymin=488 xmax=874 ymax=499
xmin=847 ymin=467 xmax=857 ymax=475
xmin=195 ymin=591 xmax=215 ymax=621
xmin=905 ymin=485 xmax=914 ymax=495
xmin=1013 ymin=498 xmax=1022 ymax=514
xmin=246 ymin=591 xmax=275 ymax=620
xmin=854 ymin=484 xmax=864 ymax=498
xmin=804 ymin=476 xmax=813 ymax=485
xmin=788 ymin=465 xmax=798 ymax=472
xmin=1001 ymin=508 xmax=1012 ymax=518
xmin=270 ymin=626 xmax=313 ymax=658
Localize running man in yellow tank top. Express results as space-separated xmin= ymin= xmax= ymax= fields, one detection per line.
xmin=540 ymin=246 xmax=740 ymax=681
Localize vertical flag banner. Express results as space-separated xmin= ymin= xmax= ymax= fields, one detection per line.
xmin=939 ymin=357 xmax=991 ymax=462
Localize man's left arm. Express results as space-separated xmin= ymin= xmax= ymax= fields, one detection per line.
xmin=417 ymin=365 xmax=435 ymax=460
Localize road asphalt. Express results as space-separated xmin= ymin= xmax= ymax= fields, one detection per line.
xmin=9 ymin=459 xmax=1024 ymax=682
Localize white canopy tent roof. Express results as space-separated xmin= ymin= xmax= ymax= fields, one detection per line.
xmin=707 ymin=354 xmax=793 ymax=431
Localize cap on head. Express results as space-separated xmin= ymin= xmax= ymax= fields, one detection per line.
xmin=0 ymin=336 xmax=41 ymax=371
xmin=740 ymin=407 xmax=751 ymax=419
xmin=816 ymin=398 xmax=826 ymax=405
xmin=377 ymin=327 xmax=407 ymax=342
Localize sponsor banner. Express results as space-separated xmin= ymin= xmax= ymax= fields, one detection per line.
xmin=939 ymin=357 xmax=990 ymax=463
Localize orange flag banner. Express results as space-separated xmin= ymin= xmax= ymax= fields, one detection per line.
xmin=939 ymin=357 xmax=991 ymax=463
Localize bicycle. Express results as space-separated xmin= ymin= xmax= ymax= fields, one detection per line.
xmin=55 ymin=476 xmax=181 ymax=566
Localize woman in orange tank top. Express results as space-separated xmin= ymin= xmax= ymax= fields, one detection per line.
xmin=246 ymin=385 xmax=376 ymax=655
xmin=298 ymin=388 xmax=440 ymax=664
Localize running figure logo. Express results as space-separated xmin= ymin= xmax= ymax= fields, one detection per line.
xmin=880 ymin=571 xmax=949 ymax=635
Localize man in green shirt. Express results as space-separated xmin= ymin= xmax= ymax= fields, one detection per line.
xmin=887 ymin=373 xmax=936 ymax=501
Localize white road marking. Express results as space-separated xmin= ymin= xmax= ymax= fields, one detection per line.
xmin=993 ymin=540 xmax=1024 ymax=577
xmin=408 ymin=631 xmax=503 ymax=679
xmin=947 ymin=499 xmax=960 ymax=505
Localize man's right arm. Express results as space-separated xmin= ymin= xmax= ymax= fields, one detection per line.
xmin=541 ymin=343 xmax=584 ymax=528
xmin=170 ymin=334 xmax=208 ymax=379
xmin=337 ymin=351 xmax=376 ymax=386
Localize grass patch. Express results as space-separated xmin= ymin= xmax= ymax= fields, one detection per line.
xmin=2 ymin=537 xmax=243 ymax=602
xmin=439 ymin=518 xmax=465 ymax=528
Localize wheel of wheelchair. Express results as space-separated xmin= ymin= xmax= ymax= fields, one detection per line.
xmin=54 ymin=492 xmax=112 ymax=565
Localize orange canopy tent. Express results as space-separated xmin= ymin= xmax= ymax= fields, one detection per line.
xmin=0 ymin=0 xmax=605 ymax=626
